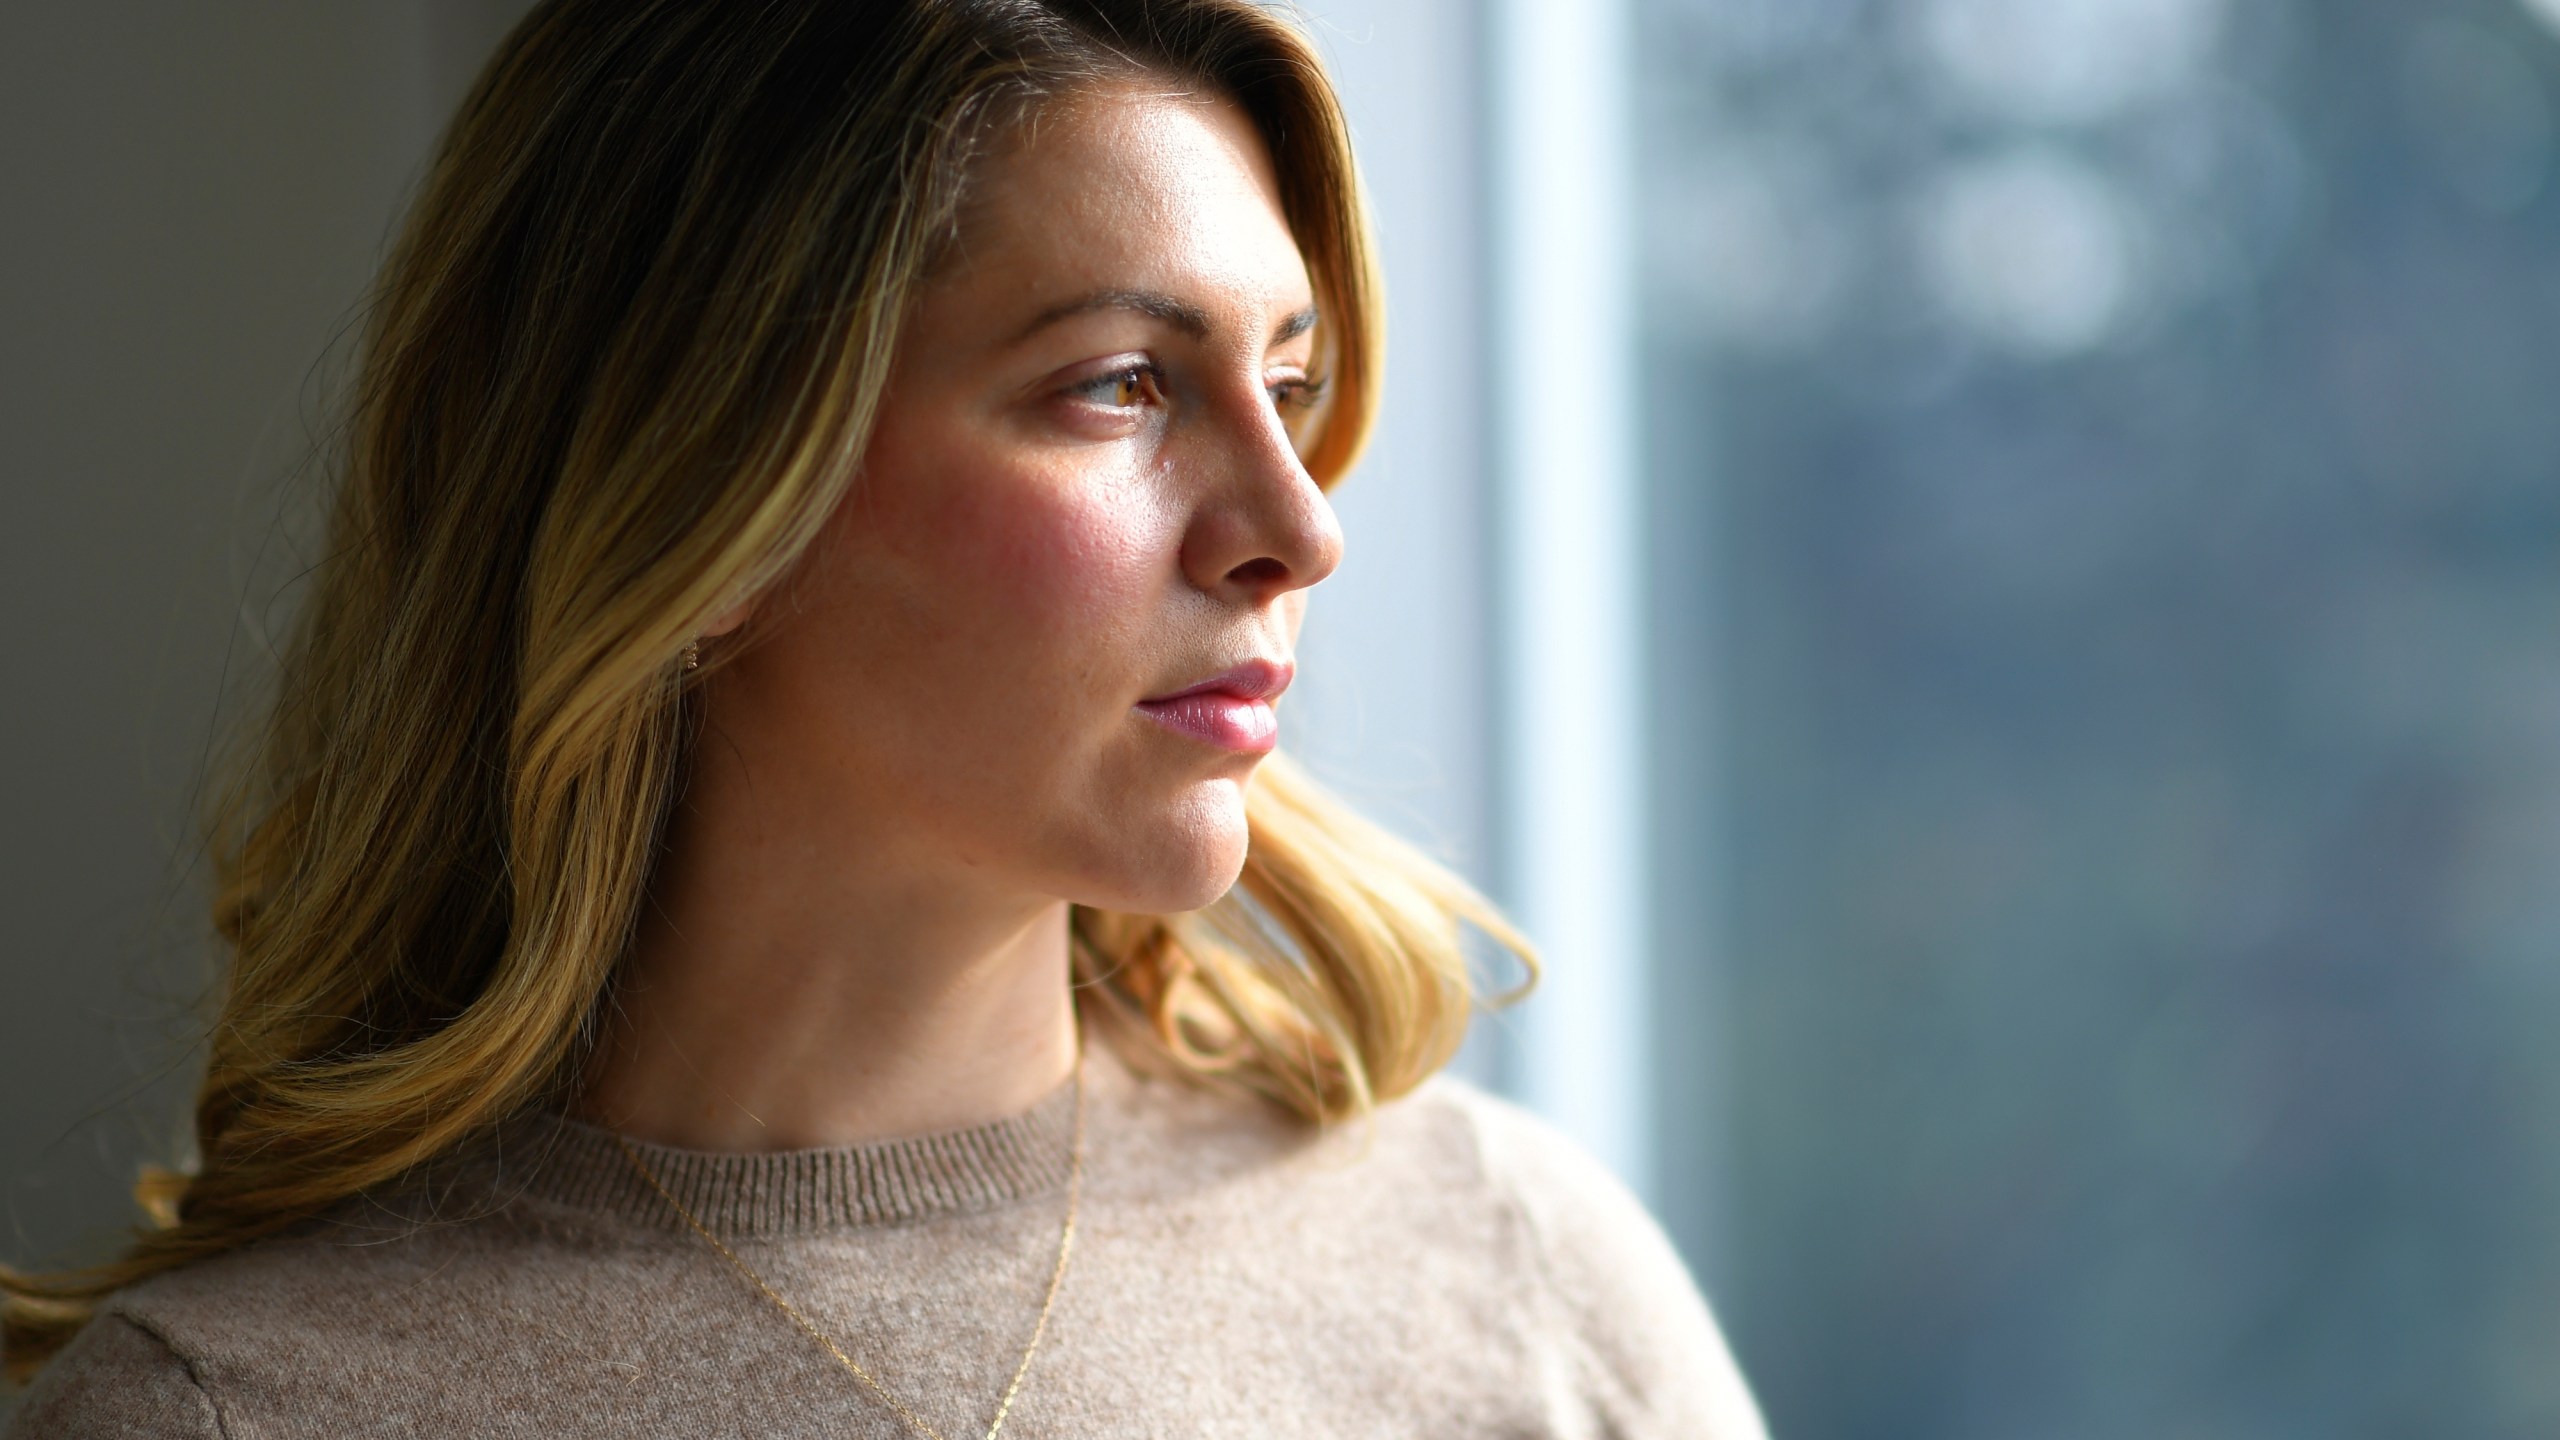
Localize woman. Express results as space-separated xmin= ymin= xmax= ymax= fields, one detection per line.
xmin=3 ymin=1 xmax=1764 ymax=1434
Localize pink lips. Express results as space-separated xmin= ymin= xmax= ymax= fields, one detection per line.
xmin=1136 ymin=659 xmax=1293 ymax=754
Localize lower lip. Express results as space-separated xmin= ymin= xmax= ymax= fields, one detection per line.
xmin=1135 ymin=693 xmax=1279 ymax=753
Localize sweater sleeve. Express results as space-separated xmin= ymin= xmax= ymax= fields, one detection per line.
xmin=4 ymin=1313 xmax=225 ymax=1439
xmin=1455 ymin=1087 xmax=1770 ymax=1440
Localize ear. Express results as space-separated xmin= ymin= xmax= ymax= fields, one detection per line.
xmin=700 ymin=596 xmax=755 ymax=639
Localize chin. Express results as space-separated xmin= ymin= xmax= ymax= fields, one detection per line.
xmin=1090 ymin=782 xmax=1252 ymax=914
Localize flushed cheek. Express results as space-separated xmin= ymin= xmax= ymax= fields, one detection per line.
xmin=855 ymin=448 xmax=1172 ymax=743
xmin=987 ymin=471 xmax=1163 ymax=637
xmin=891 ymin=453 xmax=1175 ymax=712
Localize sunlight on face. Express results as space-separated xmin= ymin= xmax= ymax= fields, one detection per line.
xmin=714 ymin=83 xmax=1342 ymax=916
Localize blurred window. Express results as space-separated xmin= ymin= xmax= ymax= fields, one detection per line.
xmin=1639 ymin=1 xmax=2560 ymax=1434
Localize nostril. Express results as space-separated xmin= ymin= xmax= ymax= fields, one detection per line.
xmin=1227 ymin=556 xmax=1290 ymax=591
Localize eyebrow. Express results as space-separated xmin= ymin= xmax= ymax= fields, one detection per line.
xmin=1270 ymin=305 xmax=1319 ymax=345
xmin=1016 ymin=288 xmax=1320 ymax=348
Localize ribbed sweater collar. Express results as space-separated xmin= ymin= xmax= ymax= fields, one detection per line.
xmin=502 ymin=1068 xmax=1082 ymax=1240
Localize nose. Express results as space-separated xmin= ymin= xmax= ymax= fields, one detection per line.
xmin=1177 ymin=396 xmax=1344 ymax=606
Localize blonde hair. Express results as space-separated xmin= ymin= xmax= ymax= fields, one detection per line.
xmin=3 ymin=0 xmax=1530 ymax=1382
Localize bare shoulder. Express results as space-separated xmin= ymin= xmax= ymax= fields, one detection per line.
xmin=1389 ymin=1075 xmax=1773 ymax=1440
xmin=6 ymin=1312 xmax=222 ymax=1439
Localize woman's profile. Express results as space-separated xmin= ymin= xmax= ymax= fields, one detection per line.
xmin=1 ymin=1 xmax=1764 ymax=1434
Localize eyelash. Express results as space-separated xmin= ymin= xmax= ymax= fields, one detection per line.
xmin=1068 ymin=364 xmax=1330 ymax=414
xmin=1272 ymin=374 xmax=1330 ymax=413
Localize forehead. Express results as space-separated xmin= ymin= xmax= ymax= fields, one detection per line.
xmin=935 ymin=84 xmax=1314 ymax=321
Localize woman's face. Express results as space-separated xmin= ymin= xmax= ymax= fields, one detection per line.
xmin=705 ymin=83 xmax=1341 ymax=918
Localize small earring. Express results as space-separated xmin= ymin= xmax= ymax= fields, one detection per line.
xmin=681 ymin=637 xmax=701 ymax=673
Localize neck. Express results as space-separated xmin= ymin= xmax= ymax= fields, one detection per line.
xmin=579 ymin=774 xmax=1080 ymax=1154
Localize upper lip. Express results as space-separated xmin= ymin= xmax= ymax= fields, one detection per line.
xmin=1140 ymin=658 xmax=1295 ymax=704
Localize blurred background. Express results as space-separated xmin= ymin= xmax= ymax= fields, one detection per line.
xmin=7 ymin=1 xmax=2560 ymax=1434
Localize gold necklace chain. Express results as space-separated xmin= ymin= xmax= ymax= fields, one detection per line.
xmin=611 ymin=1049 xmax=1087 ymax=1440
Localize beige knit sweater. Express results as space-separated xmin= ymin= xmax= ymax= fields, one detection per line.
xmin=7 ymin=1044 xmax=1765 ymax=1438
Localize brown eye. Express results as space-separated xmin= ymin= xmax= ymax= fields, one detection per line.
xmin=1072 ymin=363 xmax=1163 ymax=409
